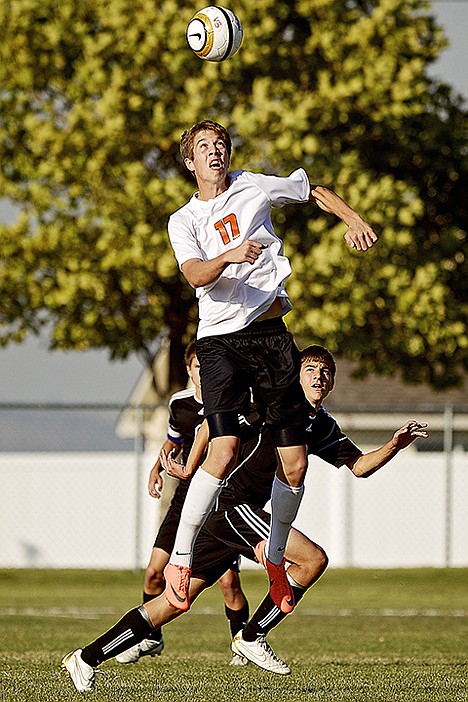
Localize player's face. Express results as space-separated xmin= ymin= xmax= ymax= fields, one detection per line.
xmin=187 ymin=355 xmax=201 ymax=391
xmin=300 ymin=360 xmax=334 ymax=409
xmin=184 ymin=130 xmax=230 ymax=186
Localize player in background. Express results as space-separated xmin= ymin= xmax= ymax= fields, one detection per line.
xmin=62 ymin=346 xmax=428 ymax=690
xmin=230 ymin=346 xmax=428 ymax=669
xmin=164 ymin=120 xmax=378 ymax=616
xmin=115 ymin=340 xmax=250 ymax=666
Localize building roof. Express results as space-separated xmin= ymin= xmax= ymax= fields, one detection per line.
xmin=325 ymin=358 xmax=467 ymax=411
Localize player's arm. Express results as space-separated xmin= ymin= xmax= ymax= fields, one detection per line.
xmin=148 ymin=438 xmax=180 ymax=498
xmin=160 ymin=419 xmax=210 ymax=479
xmin=348 ymin=420 xmax=428 ymax=478
xmin=181 ymin=240 xmax=265 ymax=288
xmin=309 ymin=185 xmax=378 ymax=252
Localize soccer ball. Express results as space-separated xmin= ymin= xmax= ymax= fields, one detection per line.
xmin=186 ymin=6 xmax=243 ymax=62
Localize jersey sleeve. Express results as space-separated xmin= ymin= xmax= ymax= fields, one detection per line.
xmin=307 ymin=410 xmax=362 ymax=469
xmin=244 ymin=168 xmax=310 ymax=207
xmin=166 ymin=398 xmax=183 ymax=445
xmin=318 ymin=435 xmax=362 ymax=469
xmin=168 ymin=211 xmax=204 ymax=269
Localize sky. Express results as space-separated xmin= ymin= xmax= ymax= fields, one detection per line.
xmin=0 ymin=0 xmax=466 ymax=406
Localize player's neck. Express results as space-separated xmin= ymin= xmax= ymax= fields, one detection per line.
xmin=196 ymin=174 xmax=230 ymax=201
xmin=307 ymin=399 xmax=322 ymax=414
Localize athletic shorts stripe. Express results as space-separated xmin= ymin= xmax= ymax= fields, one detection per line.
xmin=234 ymin=503 xmax=270 ymax=539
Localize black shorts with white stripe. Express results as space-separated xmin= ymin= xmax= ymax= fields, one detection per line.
xmin=191 ymin=504 xmax=271 ymax=585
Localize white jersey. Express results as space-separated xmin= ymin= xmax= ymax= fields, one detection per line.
xmin=168 ymin=168 xmax=310 ymax=338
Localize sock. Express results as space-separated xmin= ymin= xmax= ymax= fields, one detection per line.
xmin=225 ymin=603 xmax=250 ymax=638
xmin=267 ymin=475 xmax=304 ymax=565
xmin=80 ymin=606 xmax=152 ymax=666
xmin=170 ymin=469 xmax=224 ymax=568
xmin=143 ymin=591 xmax=157 ymax=603
xmin=242 ymin=579 xmax=306 ymax=642
xmin=142 ymin=592 xmax=162 ymax=640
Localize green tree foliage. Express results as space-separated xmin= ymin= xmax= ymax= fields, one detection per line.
xmin=0 ymin=0 xmax=466 ymax=390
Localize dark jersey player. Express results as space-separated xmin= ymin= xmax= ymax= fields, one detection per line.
xmin=62 ymin=346 xmax=428 ymax=689
xmin=115 ymin=341 xmax=250 ymax=666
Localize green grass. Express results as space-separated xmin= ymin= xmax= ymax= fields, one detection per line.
xmin=0 ymin=568 xmax=467 ymax=701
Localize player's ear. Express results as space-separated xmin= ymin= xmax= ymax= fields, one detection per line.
xmin=184 ymin=157 xmax=195 ymax=173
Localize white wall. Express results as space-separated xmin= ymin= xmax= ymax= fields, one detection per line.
xmin=0 ymin=450 xmax=466 ymax=569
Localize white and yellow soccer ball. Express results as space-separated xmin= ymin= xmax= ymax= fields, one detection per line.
xmin=186 ymin=6 xmax=243 ymax=62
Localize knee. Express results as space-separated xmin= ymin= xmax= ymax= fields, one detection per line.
xmin=299 ymin=545 xmax=329 ymax=587
xmin=206 ymin=437 xmax=239 ymax=473
xmin=280 ymin=456 xmax=308 ymax=487
xmin=217 ymin=571 xmax=246 ymax=609
xmin=144 ymin=564 xmax=165 ymax=593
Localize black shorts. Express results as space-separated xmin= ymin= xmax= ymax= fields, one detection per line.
xmin=153 ymin=483 xmax=189 ymax=553
xmin=191 ymin=504 xmax=271 ymax=585
xmin=197 ymin=317 xmax=305 ymax=441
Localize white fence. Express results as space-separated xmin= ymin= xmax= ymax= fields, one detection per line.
xmin=1 ymin=448 xmax=467 ymax=570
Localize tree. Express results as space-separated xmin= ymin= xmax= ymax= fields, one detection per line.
xmin=0 ymin=0 xmax=466 ymax=392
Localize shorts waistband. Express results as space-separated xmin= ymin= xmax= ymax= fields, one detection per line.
xmin=235 ymin=315 xmax=286 ymax=336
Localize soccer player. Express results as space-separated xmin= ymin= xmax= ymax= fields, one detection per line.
xmin=62 ymin=346 xmax=428 ymax=690
xmin=115 ymin=340 xmax=250 ymax=666
xmin=164 ymin=119 xmax=378 ymax=615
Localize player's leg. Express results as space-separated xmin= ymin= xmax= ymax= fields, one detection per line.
xmin=254 ymin=322 xmax=308 ymax=613
xmin=115 ymin=546 xmax=169 ymax=664
xmin=217 ymin=565 xmax=249 ymax=638
xmin=62 ymin=577 xmax=208 ymax=692
xmin=232 ymin=529 xmax=328 ymax=674
xmin=217 ymin=563 xmax=250 ymax=665
xmin=116 ymin=493 xmax=186 ymax=663
xmin=269 ymin=444 xmax=307 ymax=561
xmin=164 ymin=425 xmax=240 ymax=609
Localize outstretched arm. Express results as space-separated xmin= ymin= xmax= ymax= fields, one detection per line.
xmin=310 ymin=185 xmax=378 ymax=252
xmin=350 ymin=420 xmax=428 ymax=478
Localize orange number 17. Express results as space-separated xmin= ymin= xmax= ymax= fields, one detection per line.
xmin=214 ymin=213 xmax=240 ymax=245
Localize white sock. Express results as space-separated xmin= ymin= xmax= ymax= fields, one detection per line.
xmin=170 ymin=469 xmax=224 ymax=568
xmin=267 ymin=475 xmax=304 ymax=565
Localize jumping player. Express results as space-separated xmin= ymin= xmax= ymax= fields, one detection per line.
xmin=164 ymin=119 xmax=378 ymax=615
xmin=62 ymin=346 xmax=427 ymax=690
xmin=115 ymin=340 xmax=250 ymax=666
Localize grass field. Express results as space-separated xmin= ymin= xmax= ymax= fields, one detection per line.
xmin=0 ymin=567 xmax=466 ymax=701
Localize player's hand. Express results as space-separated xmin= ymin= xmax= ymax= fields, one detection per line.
xmin=391 ymin=420 xmax=428 ymax=450
xmin=160 ymin=449 xmax=192 ymax=480
xmin=227 ymin=239 xmax=266 ymax=265
xmin=344 ymin=217 xmax=378 ymax=251
xmin=148 ymin=463 xmax=164 ymax=499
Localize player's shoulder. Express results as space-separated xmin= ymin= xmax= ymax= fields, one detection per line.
xmin=306 ymin=405 xmax=339 ymax=432
xmin=168 ymin=387 xmax=197 ymax=407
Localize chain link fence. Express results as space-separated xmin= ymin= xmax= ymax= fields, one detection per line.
xmin=0 ymin=403 xmax=467 ymax=569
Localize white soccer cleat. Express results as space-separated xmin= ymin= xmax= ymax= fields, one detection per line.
xmin=61 ymin=648 xmax=98 ymax=692
xmin=229 ymin=652 xmax=250 ymax=667
xmin=231 ymin=631 xmax=291 ymax=675
xmin=116 ymin=637 xmax=164 ymax=664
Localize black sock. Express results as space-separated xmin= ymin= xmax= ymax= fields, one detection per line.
xmin=143 ymin=591 xmax=157 ymax=603
xmin=225 ymin=603 xmax=250 ymax=638
xmin=242 ymin=585 xmax=305 ymax=642
xmin=81 ymin=606 xmax=152 ymax=666
xmin=142 ymin=591 xmax=163 ymax=640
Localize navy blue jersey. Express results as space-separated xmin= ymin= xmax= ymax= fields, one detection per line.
xmin=167 ymin=388 xmax=204 ymax=464
xmin=304 ymin=406 xmax=362 ymax=468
